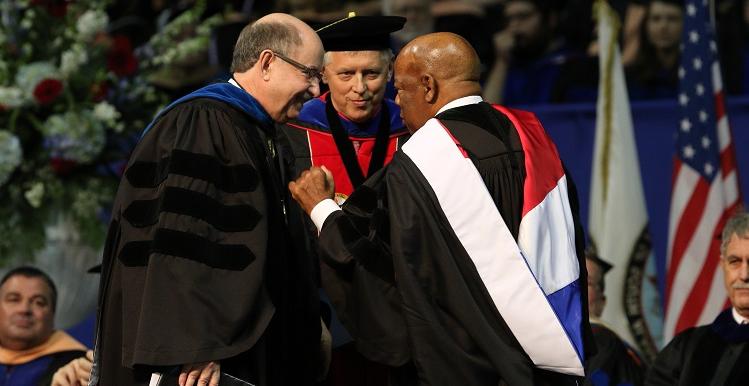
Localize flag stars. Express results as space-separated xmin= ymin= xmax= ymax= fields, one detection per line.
xmin=699 ymin=110 xmax=709 ymax=122
xmin=693 ymin=57 xmax=702 ymax=70
xmin=681 ymin=118 xmax=692 ymax=132
xmin=689 ymin=31 xmax=699 ymax=43
xmin=704 ymin=162 xmax=714 ymax=176
xmin=683 ymin=145 xmax=696 ymax=159
xmin=696 ymin=83 xmax=705 ymax=95
xmin=710 ymin=41 xmax=717 ymax=52
xmin=680 ymin=93 xmax=689 ymax=106
xmin=687 ymin=4 xmax=697 ymax=16
xmin=679 ymin=67 xmax=686 ymax=79
xmin=702 ymin=136 xmax=711 ymax=148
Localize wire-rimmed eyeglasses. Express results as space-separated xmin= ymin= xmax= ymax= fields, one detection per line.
xmin=271 ymin=51 xmax=323 ymax=84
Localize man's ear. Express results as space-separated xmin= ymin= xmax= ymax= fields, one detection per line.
xmin=258 ymin=50 xmax=274 ymax=80
xmin=421 ymin=73 xmax=437 ymax=103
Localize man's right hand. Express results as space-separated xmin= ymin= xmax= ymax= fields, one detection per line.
xmin=51 ymin=350 xmax=93 ymax=386
xmin=289 ymin=166 xmax=335 ymax=215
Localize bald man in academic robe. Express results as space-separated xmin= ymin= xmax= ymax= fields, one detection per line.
xmin=290 ymin=32 xmax=595 ymax=386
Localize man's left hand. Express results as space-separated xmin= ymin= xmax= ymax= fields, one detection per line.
xmin=289 ymin=166 xmax=335 ymax=215
xmin=179 ymin=361 xmax=220 ymax=386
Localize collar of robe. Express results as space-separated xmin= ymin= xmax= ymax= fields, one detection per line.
xmin=0 ymin=330 xmax=85 ymax=365
xmin=712 ymin=307 xmax=749 ymax=343
xmin=139 ymin=80 xmax=275 ymax=140
xmin=324 ymin=92 xmax=391 ymax=189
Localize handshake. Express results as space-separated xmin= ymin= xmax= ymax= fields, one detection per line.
xmin=288 ymin=166 xmax=336 ymax=215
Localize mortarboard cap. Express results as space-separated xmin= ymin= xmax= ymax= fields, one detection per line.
xmin=585 ymin=245 xmax=613 ymax=274
xmin=316 ymin=12 xmax=406 ymax=52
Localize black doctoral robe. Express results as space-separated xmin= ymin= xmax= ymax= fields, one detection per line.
xmin=585 ymin=322 xmax=646 ymax=386
xmin=316 ymin=102 xmax=594 ymax=386
xmin=645 ymin=308 xmax=749 ymax=386
xmin=92 ymin=83 xmax=319 ymax=386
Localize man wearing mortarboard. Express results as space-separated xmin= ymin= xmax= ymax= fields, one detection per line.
xmin=585 ymin=248 xmax=646 ymax=386
xmin=278 ymin=13 xmax=409 ymax=386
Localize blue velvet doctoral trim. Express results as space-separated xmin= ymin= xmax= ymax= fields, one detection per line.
xmin=0 ymin=355 xmax=54 ymax=386
xmin=297 ymin=93 xmax=404 ymax=136
xmin=547 ymin=280 xmax=585 ymax=363
xmin=711 ymin=307 xmax=749 ymax=343
xmin=140 ymin=81 xmax=273 ymax=139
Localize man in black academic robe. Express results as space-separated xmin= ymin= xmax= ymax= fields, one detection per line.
xmin=278 ymin=15 xmax=409 ymax=386
xmin=585 ymin=252 xmax=646 ymax=386
xmin=90 ymin=14 xmax=325 ymax=386
xmin=645 ymin=211 xmax=749 ymax=386
xmin=290 ymin=32 xmax=594 ymax=386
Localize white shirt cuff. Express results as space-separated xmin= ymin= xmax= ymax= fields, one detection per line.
xmin=310 ymin=199 xmax=341 ymax=232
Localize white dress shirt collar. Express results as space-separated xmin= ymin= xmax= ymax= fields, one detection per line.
xmin=732 ymin=307 xmax=749 ymax=324
xmin=435 ymin=95 xmax=484 ymax=116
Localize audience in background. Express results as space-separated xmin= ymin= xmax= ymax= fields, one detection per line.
xmin=482 ymin=0 xmax=581 ymax=105
xmin=625 ymin=0 xmax=683 ymax=100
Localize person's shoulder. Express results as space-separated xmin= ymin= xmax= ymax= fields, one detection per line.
xmin=164 ymin=97 xmax=238 ymax=117
xmin=297 ymin=96 xmax=328 ymax=126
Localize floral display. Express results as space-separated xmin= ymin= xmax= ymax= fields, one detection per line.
xmin=0 ymin=0 xmax=169 ymax=259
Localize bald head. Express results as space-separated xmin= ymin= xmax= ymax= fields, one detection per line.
xmin=231 ymin=13 xmax=324 ymax=122
xmin=398 ymin=32 xmax=481 ymax=85
xmin=393 ymin=32 xmax=482 ymax=132
xmin=231 ymin=13 xmax=322 ymax=73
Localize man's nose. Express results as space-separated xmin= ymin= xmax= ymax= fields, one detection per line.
xmin=740 ymin=260 xmax=749 ymax=281
xmin=352 ymin=75 xmax=366 ymax=93
xmin=309 ymin=79 xmax=321 ymax=98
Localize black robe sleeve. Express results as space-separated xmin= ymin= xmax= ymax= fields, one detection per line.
xmin=645 ymin=328 xmax=695 ymax=386
xmin=317 ymin=168 xmax=412 ymax=367
xmin=585 ymin=324 xmax=646 ymax=386
xmin=98 ymin=98 xmax=277 ymax=370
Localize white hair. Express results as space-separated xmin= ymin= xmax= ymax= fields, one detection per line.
xmin=322 ymin=49 xmax=394 ymax=68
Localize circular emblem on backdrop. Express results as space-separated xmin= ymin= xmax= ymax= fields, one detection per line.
xmin=624 ymin=228 xmax=664 ymax=362
xmin=334 ymin=192 xmax=348 ymax=205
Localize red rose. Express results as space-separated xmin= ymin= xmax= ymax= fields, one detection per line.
xmin=107 ymin=35 xmax=138 ymax=77
xmin=50 ymin=158 xmax=77 ymax=175
xmin=33 ymin=78 xmax=63 ymax=105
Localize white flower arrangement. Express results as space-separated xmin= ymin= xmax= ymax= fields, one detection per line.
xmin=42 ymin=110 xmax=106 ymax=163
xmin=0 ymin=131 xmax=22 ymax=187
xmin=76 ymin=9 xmax=108 ymax=41
xmin=14 ymin=61 xmax=60 ymax=101
xmin=60 ymin=44 xmax=89 ymax=78
xmin=0 ymin=86 xmax=24 ymax=108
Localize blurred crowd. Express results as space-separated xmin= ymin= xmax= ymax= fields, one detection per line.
xmin=106 ymin=0 xmax=749 ymax=106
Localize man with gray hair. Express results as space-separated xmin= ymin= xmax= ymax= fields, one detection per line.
xmin=91 ymin=13 xmax=324 ymax=386
xmin=646 ymin=210 xmax=749 ymax=386
xmin=279 ymin=14 xmax=409 ymax=386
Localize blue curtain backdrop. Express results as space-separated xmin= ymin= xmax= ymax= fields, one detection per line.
xmin=530 ymin=96 xmax=749 ymax=298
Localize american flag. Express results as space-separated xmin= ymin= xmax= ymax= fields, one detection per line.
xmin=664 ymin=0 xmax=742 ymax=341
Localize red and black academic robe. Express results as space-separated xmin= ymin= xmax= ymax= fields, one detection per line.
xmin=92 ymin=83 xmax=320 ymax=386
xmin=279 ymin=93 xmax=408 ymax=384
xmin=646 ymin=308 xmax=749 ymax=386
xmin=316 ymin=102 xmax=594 ymax=386
xmin=280 ymin=93 xmax=409 ymax=200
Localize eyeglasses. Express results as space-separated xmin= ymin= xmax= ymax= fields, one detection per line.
xmin=271 ymin=51 xmax=322 ymax=84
